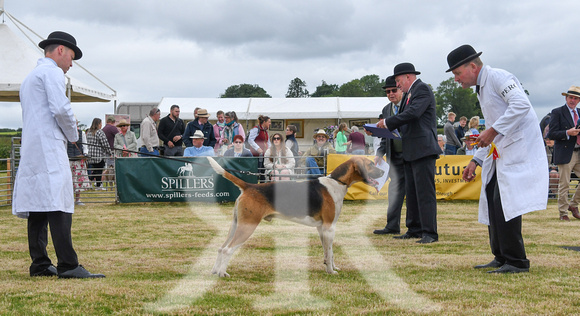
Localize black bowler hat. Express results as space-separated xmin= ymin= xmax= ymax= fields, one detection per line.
xmin=381 ymin=76 xmax=396 ymax=89
xmin=393 ymin=62 xmax=421 ymax=77
xmin=446 ymin=44 xmax=482 ymax=72
xmin=39 ymin=31 xmax=83 ymax=60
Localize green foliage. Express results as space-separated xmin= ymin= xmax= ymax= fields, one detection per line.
xmin=285 ymin=77 xmax=310 ymax=98
xmin=220 ymin=84 xmax=272 ymax=98
xmin=311 ymin=80 xmax=339 ymax=97
xmin=336 ymin=74 xmax=384 ymax=97
xmin=434 ymin=77 xmax=481 ymax=125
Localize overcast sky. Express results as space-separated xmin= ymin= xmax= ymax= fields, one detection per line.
xmin=2 ymin=0 xmax=579 ymax=129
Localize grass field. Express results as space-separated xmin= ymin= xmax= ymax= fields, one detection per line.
xmin=0 ymin=200 xmax=579 ymax=315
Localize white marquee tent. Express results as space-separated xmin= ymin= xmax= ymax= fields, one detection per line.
xmin=0 ymin=5 xmax=115 ymax=103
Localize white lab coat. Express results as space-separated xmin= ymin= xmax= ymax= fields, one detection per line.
xmin=473 ymin=66 xmax=548 ymax=224
xmin=12 ymin=58 xmax=78 ymax=218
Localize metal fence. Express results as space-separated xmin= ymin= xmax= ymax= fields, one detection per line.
xmin=0 ymin=137 xmax=566 ymax=206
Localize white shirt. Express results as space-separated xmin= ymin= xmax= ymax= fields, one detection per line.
xmin=13 ymin=58 xmax=78 ymax=218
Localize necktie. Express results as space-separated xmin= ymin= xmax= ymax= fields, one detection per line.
xmin=476 ymin=85 xmax=480 ymax=95
xmin=393 ymin=104 xmax=399 ymax=115
xmin=575 ymin=110 xmax=580 ymax=145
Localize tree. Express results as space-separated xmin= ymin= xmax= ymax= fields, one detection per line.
xmin=220 ymin=84 xmax=271 ymax=98
xmin=335 ymin=74 xmax=384 ymax=97
xmin=311 ymin=80 xmax=339 ymax=97
xmin=285 ymin=77 xmax=309 ymax=98
xmin=434 ymin=77 xmax=481 ymax=125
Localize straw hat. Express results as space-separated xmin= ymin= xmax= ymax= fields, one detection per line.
xmin=190 ymin=130 xmax=206 ymax=139
xmin=117 ymin=119 xmax=130 ymax=127
xmin=562 ymin=86 xmax=580 ymax=98
xmin=313 ymin=129 xmax=329 ymax=139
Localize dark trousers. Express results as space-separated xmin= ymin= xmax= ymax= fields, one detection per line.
xmin=384 ymin=154 xmax=405 ymax=232
xmin=88 ymin=160 xmax=106 ymax=187
xmin=485 ymin=171 xmax=529 ymax=269
xmin=28 ymin=212 xmax=78 ymax=274
xmin=404 ymin=155 xmax=438 ymax=239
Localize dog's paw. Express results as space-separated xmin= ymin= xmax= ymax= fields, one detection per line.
xmin=218 ymin=271 xmax=230 ymax=278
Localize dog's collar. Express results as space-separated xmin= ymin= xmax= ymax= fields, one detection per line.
xmin=329 ymin=175 xmax=348 ymax=186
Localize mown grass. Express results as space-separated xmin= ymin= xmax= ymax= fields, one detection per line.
xmin=0 ymin=200 xmax=579 ymax=315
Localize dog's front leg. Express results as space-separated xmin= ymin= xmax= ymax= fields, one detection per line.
xmin=320 ymin=226 xmax=338 ymax=274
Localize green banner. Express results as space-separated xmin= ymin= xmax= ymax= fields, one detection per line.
xmin=115 ymin=157 xmax=258 ymax=203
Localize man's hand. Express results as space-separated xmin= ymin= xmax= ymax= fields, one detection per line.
xmin=374 ymin=156 xmax=383 ymax=165
xmin=376 ymin=119 xmax=387 ymax=129
xmin=168 ymin=141 xmax=174 ymax=148
xmin=567 ymin=127 xmax=580 ymax=137
xmin=475 ymin=127 xmax=499 ymax=148
xmin=462 ymin=161 xmax=477 ymax=182
xmin=172 ymin=135 xmax=182 ymax=142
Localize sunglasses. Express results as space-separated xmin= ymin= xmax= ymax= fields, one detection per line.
xmin=234 ymin=141 xmax=243 ymax=144
xmin=272 ymin=137 xmax=282 ymax=140
xmin=385 ymin=88 xmax=398 ymax=94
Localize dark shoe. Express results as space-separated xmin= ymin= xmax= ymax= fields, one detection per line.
xmin=474 ymin=259 xmax=503 ymax=269
xmin=569 ymin=206 xmax=580 ymax=220
xmin=373 ymin=228 xmax=400 ymax=235
xmin=487 ymin=264 xmax=529 ymax=274
xmin=58 ymin=265 xmax=105 ymax=279
xmin=393 ymin=233 xmax=421 ymax=239
xmin=560 ymin=215 xmax=570 ymax=221
xmin=416 ymin=236 xmax=437 ymax=244
xmin=30 ymin=265 xmax=57 ymax=277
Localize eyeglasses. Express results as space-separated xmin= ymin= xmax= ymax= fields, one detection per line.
xmin=272 ymin=137 xmax=282 ymax=140
xmin=385 ymin=88 xmax=398 ymax=94
xmin=234 ymin=141 xmax=243 ymax=144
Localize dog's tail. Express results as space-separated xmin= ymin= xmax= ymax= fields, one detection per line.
xmin=207 ymin=156 xmax=248 ymax=190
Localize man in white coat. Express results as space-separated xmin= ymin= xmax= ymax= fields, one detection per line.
xmin=13 ymin=31 xmax=104 ymax=279
xmin=447 ymin=45 xmax=548 ymax=273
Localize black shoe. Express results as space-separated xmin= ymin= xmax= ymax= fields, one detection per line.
xmin=416 ymin=236 xmax=438 ymax=244
xmin=393 ymin=233 xmax=421 ymax=239
xmin=474 ymin=259 xmax=503 ymax=269
xmin=58 ymin=265 xmax=105 ymax=279
xmin=487 ymin=264 xmax=529 ymax=274
xmin=30 ymin=265 xmax=57 ymax=277
xmin=373 ymin=228 xmax=400 ymax=235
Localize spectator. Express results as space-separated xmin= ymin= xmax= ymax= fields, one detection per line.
xmin=220 ymin=111 xmax=245 ymax=153
xmin=183 ymin=108 xmax=216 ymax=148
xmin=444 ymin=112 xmax=462 ymax=155
xmin=223 ymin=135 xmax=253 ymax=157
xmin=248 ymin=115 xmax=271 ymax=181
xmin=102 ymin=115 xmax=118 ymax=150
xmin=158 ymin=104 xmax=185 ymax=156
xmin=333 ymin=122 xmax=350 ymax=154
xmin=114 ymin=119 xmax=138 ymax=157
xmin=285 ymin=125 xmax=300 ymax=157
xmin=248 ymin=115 xmax=271 ymax=156
xmin=469 ymin=116 xmax=480 ymax=134
xmin=348 ymin=126 xmax=366 ymax=155
xmin=184 ymin=130 xmax=215 ymax=157
xmin=264 ymin=133 xmax=295 ymax=181
xmin=302 ymin=129 xmax=336 ymax=175
xmin=547 ymin=85 xmax=580 ymax=221
xmin=456 ymin=131 xmax=478 ymax=155
xmin=139 ymin=107 xmax=160 ymax=156
xmin=87 ymin=118 xmax=112 ymax=190
xmin=437 ymin=134 xmax=446 ymax=154
xmin=67 ymin=122 xmax=90 ymax=206
xmin=213 ymin=110 xmax=226 ymax=153
xmin=455 ymin=116 xmax=468 ymax=145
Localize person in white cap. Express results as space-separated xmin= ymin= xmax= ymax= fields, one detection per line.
xmin=13 ymin=31 xmax=104 ymax=278
xmin=184 ymin=130 xmax=216 ymax=157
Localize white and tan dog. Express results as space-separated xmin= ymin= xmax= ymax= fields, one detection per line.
xmin=207 ymin=156 xmax=384 ymax=277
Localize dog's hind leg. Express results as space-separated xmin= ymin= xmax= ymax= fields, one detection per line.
xmin=215 ymin=220 xmax=260 ymax=277
xmin=212 ymin=205 xmax=240 ymax=275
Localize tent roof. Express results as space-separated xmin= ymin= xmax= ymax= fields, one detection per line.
xmin=158 ymin=97 xmax=388 ymax=121
xmin=0 ymin=22 xmax=115 ymax=102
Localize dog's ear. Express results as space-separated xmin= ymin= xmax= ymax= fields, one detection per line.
xmin=354 ymin=158 xmax=369 ymax=180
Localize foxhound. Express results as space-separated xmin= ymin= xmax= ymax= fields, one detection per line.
xmin=207 ymin=156 xmax=384 ymax=277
